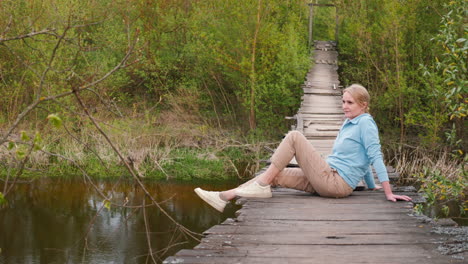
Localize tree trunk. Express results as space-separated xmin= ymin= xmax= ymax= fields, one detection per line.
xmin=249 ymin=0 xmax=262 ymax=130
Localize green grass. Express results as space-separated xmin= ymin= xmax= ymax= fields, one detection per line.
xmin=0 ymin=145 xmax=265 ymax=182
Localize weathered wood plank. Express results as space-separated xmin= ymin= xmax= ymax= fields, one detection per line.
xmin=303 ymin=88 xmax=341 ymax=95
xmin=165 ymin=244 xmax=460 ymax=264
xmin=197 ymin=233 xmax=438 ymax=246
xmin=205 ymin=220 xmax=432 ymax=235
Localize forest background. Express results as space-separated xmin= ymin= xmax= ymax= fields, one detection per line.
xmin=0 ymin=0 xmax=466 ymax=214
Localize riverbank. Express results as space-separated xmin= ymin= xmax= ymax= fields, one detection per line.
xmin=0 ymin=113 xmax=275 ymax=181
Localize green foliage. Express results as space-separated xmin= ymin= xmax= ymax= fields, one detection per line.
xmin=47 ymin=114 xmax=63 ymax=129
xmin=20 ymin=131 xmax=30 ymax=141
xmin=0 ymin=121 xmax=265 ymax=181
xmin=0 ymin=192 xmax=7 ymax=206
xmin=311 ymin=1 xmax=337 ymax=41
xmin=125 ymin=0 xmax=310 ymax=135
xmin=152 ymin=148 xmax=226 ymax=181
xmin=33 ymin=132 xmax=43 ymax=151
xmin=7 ymin=141 xmax=15 ymax=150
xmin=336 ymin=0 xmax=466 ymax=154
xmin=421 ymin=0 xmax=467 ymax=155
xmin=0 ymin=0 xmax=130 ymax=122
xmin=103 ymin=199 xmax=111 ymax=210
xmin=416 ymin=166 xmax=467 ymax=218
xmin=1 ymin=0 xmax=311 ymax=137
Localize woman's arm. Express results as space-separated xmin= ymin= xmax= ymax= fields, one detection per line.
xmin=382 ymin=181 xmax=412 ymax=202
xmin=364 ymin=167 xmax=376 ymax=189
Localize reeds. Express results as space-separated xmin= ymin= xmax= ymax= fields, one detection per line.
xmin=0 ymin=113 xmax=272 ymax=181
xmin=384 ymin=144 xmax=463 ymax=185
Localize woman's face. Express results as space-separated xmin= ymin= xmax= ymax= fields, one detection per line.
xmin=342 ymin=92 xmax=367 ymax=120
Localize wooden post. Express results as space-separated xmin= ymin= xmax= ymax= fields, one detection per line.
xmin=335 ymin=7 xmax=339 ymax=44
xmin=308 ymin=3 xmax=314 ymax=48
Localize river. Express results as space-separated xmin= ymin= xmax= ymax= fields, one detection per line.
xmin=0 ymin=178 xmax=240 ymax=263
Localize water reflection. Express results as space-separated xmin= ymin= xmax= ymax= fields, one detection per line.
xmin=0 ymin=178 xmax=240 ymax=263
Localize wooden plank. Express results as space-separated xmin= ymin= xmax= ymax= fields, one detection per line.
xmin=299 ymin=109 xmax=343 ymax=115
xmin=236 ymin=210 xmax=415 ymax=222
xmin=303 ymin=88 xmax=341 ymax=95
xmin=300 ymin=104 xmax=339 ymax=108
xmin=197 ymin=233 xmax=437 ymax=246
xmin=205 ymin=221 xmax=432 ymax=235
xmin=297 ymin=114 xmax=344 ymax=120
xmin=301 ymin=98 xmax=341 ymax=102
xmin=166 ymin=244 xmax=460 ymax=264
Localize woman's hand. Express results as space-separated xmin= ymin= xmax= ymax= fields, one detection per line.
xmin=385 ymin=193 xmax=412 ymax=202
xmin=382 ymin=181 xmax=412 ymax=202
xmin=371 ymin=184 xmax=382 ymax=191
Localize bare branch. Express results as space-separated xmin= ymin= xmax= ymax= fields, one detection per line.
xmin=2 ymin=15 xmax=13 ymax=36
xmin=3 ymin=138 xmax=35 ymax=196
xmin=81 ymin=199 xmax=107 ymax=261
xmin=0 ymin=17 xmax=101 ymax=44
xmin=85 ymin=88 xmax=123 ymax=117
xmin=37 ymin=25 xmax=71 ymax=100
xmin=142 ymin=198 xmax=158 ymax=263
xmin=0 ymin=29 xmax=57 ymax=43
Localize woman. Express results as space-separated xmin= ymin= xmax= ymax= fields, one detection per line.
xmin=195 ymin=84 xmax=412 ymax=212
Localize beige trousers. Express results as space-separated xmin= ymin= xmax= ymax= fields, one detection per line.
xmin=256 ymin=131 xmax=353 ymax=198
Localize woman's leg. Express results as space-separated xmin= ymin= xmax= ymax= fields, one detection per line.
xmin=263 ymin=130 xmax=351 ymax=197
xmin=272 ymin=168 xmax=315 ymax=193
xmin=241 ymin=131 xmax=351 ymax=197
xmin=220 ymin=167 xmax=314 ymax=201
xmin=195 ymin=131 xmax=351 ymax=212
xmin=223 ymin=131 xmax=323 ymax=200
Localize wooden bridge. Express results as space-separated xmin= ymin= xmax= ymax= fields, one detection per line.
xmin=164 ymin=41 xmax=464 ymax=264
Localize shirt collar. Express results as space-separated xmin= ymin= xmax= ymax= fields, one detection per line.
xmin=344 ymin=113 xmax=370 ymax=125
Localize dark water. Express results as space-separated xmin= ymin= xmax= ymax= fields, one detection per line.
xmin=0 ymin=178 xmax=241 ymax=263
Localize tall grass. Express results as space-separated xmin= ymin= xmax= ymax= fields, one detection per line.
xmin=384 ymin=144 xmax=463 ymax=185
xmin=384 ymin=143 xmax=467 ymax=222
xmin=0 ymin=110 xmax=273 ymax=181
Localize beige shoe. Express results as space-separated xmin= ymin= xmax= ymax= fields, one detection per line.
xmin=235 ymin=181 xmax=272 ymax=198
xmin=194 ymin=188 xmax=228 ymax=212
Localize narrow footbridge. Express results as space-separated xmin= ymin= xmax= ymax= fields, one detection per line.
xmin=164 ymin=41 xmax=464 ymax=264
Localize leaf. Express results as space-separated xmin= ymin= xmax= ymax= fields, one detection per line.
xmin=7 ymin=141 xmax=15 ymax=150
xmin=104 ymin=200 xmax=111 ymax=210
xmin=47 ymin=114 xmax=62 ymax=128
xmin=0 ymin=192 xmax=6 ymax=206
xmin=441 ymin=205 xmax=450 ymax=216
xmin=456 ymin=38 xmax=466 ymax=43
xmin=33 ymin=132 xmax=43 ymax=150
xmin=16 ymin=149 xmax=26 ymax=159
xmin=20 ymin=131 xmax=30 ymax=141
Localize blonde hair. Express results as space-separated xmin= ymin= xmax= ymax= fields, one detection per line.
xmin=343 ymin=84 xmax=370 ymax=113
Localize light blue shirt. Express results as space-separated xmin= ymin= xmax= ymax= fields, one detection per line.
xmin=326 ymin=113 xmax=389 ymax=189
